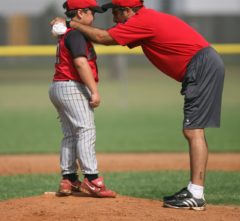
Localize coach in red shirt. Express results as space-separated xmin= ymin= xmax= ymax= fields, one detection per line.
xmin=51 ymin=0 xmax=225 ymax=210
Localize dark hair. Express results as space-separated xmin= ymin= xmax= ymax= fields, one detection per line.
xmin=62 ymin=1 xmax=78 ymax=18
xmin=65 ymin=10 xmax=78 ymax=18
xmin=63 ymin=1 xmax=68 ymax=9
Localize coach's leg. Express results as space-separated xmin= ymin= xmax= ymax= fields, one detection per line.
xmin=183 ymin=128 xmax=208 ymax=186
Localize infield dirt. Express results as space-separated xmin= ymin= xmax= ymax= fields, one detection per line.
xmin=0 ymin=153 xmax=240 ymax=175
xmin=0 ymin=153 xmax=240 ymax=221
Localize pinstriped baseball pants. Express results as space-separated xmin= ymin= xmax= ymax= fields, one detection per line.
xmin=49 ymin=81 xmax=98 ymax=175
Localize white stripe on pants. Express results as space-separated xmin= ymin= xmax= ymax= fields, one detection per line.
xmin=49 ymin=81 xmax=98 ymax=175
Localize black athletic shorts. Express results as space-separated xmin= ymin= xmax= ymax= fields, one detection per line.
xmin=181 ymin=47 xmax=225 ymax=129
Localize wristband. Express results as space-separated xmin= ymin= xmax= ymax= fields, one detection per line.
xmin=66 ymin=18 xmax=71 ymax=28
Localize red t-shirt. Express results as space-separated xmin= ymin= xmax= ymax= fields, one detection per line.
xmin=54 ymin=28 xmax=98 ymax=83
xmin=108 ymin=7 xmax=210 ymax=82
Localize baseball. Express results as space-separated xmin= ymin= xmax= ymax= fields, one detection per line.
xmin=51 ymin=23 xmax=67 ymax=38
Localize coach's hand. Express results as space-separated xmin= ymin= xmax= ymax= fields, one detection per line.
xmin=90 ymin=92 xmax=100 ymax=108
xmin=50 ymin=17 xmax=66 ymax=26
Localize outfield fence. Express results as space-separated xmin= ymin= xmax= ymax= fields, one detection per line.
xmin=0 ymin=44 xmax=240 ymax=57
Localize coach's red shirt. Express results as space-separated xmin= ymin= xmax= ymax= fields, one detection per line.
xmin=108 ymin=7 xmax=209 ymax=82
xmin=54 ymin=28 xmax=98 ymax=82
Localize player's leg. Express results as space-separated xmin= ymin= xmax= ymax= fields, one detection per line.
xmin=59 ymin=115 xmax=78 ymax=175
xmin=49 ymin=81 xmax=81 ymax=195
xmin=67 ymin=81 xmax=116 ymax=197
xmin=58 ymin=110 xmax=80 ymax=191
xmin=49 ymin=82 xmax=79 ymax=174
xmin=49 ymin=81 xmax=98 ymax=176
xmin=59 ymin=81 xmax=98 ymax=175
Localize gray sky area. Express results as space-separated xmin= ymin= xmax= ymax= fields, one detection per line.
xmin=0 ymin=0 xmax=239 ymax=17
xmin=176 ymin=0 xmax=240 ymax=15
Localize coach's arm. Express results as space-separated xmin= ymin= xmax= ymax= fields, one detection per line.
xmin=51 ymin=17 xmax=118 ymax=45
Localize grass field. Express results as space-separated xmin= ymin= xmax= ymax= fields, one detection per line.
xmin=0 ymin=171 xmax=240 ymax=205
xmin=0 ymin=57 xmax=239 ymax=204
xmin=0 ymin=59 xmax=240 ymax=153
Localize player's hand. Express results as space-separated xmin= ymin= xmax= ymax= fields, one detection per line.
xmin=90 ymin=93 xmax=100 ymax=108
xmin=50 ymin=17 xmax=66 ymax=26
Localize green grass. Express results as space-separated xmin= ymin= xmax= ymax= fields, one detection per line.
xmin=0 ymin=107 xmax=239 ymax=153
xmin=0 ymin=62 xmax=239 ymax=153
xmin=1 ymin=171 xmax=240 ymax=205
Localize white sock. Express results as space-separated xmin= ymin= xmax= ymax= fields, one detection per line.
xmin=187 ymin=182 xmax=204 ymax=199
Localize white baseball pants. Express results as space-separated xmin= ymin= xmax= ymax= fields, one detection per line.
xmin=49 ymin=81 xmax=98 ymax=175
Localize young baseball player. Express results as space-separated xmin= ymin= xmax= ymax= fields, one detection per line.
xmin=51 ymin=0 xmax=225 ymax=209
xmin=49 ymin=0 xmax=116 ymax=198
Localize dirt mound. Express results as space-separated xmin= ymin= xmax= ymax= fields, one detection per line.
xmin=1 ymin=194 xmax=239 ymax=221
xmin=0 ymin=153 xmax=239 ymax=220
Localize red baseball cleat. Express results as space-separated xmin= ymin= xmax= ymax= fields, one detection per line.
xmin=58 ymin=179 xmax=81 ymax=196
xmin=80 ymin=177 xmax=117 ymax=198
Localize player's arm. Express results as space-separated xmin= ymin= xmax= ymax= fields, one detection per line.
xmin=65 ymin=30 xmax=100 ymax=108
xmin=51 ymin=17 xmax=118 ymax=45
xmin=73 ymin=57 xmax=100 ymax=108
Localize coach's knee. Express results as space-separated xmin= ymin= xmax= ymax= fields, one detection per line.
xmin=183 ymin=129 xmax=205 ymax=141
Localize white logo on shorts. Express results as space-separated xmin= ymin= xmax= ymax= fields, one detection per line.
xmin=185 ymin=119 xmax=191 ymax=125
